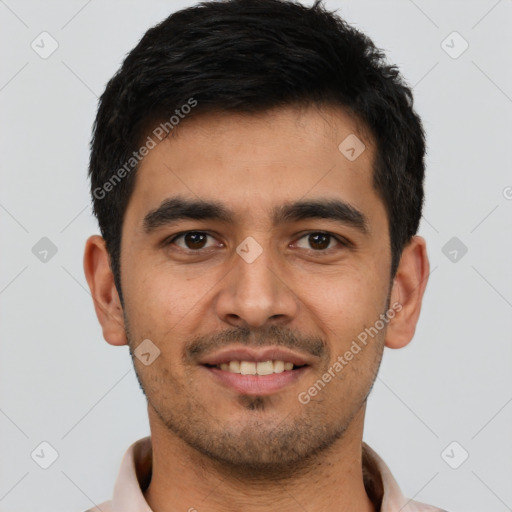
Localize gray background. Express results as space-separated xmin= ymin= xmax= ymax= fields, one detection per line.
xmin=1 ymin=0 xmax=511 ymax=511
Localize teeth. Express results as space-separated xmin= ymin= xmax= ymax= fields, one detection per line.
xmin=229 ymin=361 xmax=241 ymax=374
xmin=256 ymin=360 xmax=274 ymax=375
xmin=273 ymin=360 xmax=284 ymax=373
xmin=216 ymin=360 xmax=299 ymax=375
xmin=240 ymin=361 xmax=256 ymax=375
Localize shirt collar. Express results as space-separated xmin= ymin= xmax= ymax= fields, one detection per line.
xmin=110 ymin=436 xmax=440 ymax=512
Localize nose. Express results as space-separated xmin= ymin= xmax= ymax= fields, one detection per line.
xmin=214 ymin=239 xmax=299 ymax=330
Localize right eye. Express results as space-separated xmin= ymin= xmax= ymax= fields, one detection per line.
xmin=165 ymin=231 xmax=223 ymax=252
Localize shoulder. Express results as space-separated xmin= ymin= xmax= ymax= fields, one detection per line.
xmin=83 ymin=500 xmax=112 ymax=512
xmin=402 ymin=499 xmax=450 ymax=511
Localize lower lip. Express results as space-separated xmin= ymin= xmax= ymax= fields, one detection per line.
xmin=203 ymin=366 xmax=309 ymax=396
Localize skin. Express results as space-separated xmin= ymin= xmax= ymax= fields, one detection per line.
xmin=84 ymin=105 xmax=429 ymax=512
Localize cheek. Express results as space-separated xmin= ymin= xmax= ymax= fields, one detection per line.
xmin=297 ymin=267 xmax=384 ymax=322
xmin=293 ymin=269 xmax=389 ymax=368
xmin=123 ymin=263 xmax=205 ymax=331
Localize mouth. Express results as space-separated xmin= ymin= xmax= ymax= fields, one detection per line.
xmin=198 ymin=347 xmax=313 ymax=396
xmin=203 ymin=360 xmax=307 ymax=375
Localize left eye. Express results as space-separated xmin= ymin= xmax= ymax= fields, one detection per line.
xmin=294 ymin=232 xmax=343 ymax=251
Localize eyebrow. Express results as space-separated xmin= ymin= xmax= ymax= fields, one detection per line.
xmin=143 ymin=195 xmax=369 ymax=235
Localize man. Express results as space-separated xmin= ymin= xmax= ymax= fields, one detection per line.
xmin=83 ymin=0 xmax=446 ymax=510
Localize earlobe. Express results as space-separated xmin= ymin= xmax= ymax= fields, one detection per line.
xmin=384 ymin=236 xmax=430 ymax=349
xmin=83 ymin=235 xmax=128 ymax=346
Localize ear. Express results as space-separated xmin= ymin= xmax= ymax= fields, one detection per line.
xmin=385 ymin=235 xmax=430 ymax=349
xmin=83 ymin=235 xmax=127 ymax=346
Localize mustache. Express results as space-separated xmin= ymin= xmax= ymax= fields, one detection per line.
xmin=184 ymin=324 xmax=327 ymax=363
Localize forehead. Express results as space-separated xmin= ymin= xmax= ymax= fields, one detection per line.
xmin=126 ymin=105 xmax=381 ymax=228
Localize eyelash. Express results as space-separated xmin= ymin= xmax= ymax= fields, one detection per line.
xmin=164 ymin=231 xmax=350 ymax=254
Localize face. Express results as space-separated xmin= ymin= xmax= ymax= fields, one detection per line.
xmin=118 ymin=105 xmax=394 ymax=473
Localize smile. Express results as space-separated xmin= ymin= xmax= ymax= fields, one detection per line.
xmin=202 ymin=361 xmax=310 ymax=395
xmin=207 ymin=360 xmax=305 ymax=375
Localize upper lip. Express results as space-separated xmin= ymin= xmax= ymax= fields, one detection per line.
xmin=198 ymin=346 xmax=314 ymax=366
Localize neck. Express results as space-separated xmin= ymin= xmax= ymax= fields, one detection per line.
xmin=143 ymin=405 xmax=376 ymax=512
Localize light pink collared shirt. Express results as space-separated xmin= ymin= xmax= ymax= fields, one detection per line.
xmin=85 ymin=436 xmax=447 ymax=512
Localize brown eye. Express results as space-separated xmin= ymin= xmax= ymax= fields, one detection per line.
xmin=184 ymin=232 xmax=208 ymax=249
xmin=308 ymin=233 xmax=331 ymax=250
xmin=295 ymin=232 xmax=343 ymax=251
xmin=170 ymin=231 xmax=215 ymax=251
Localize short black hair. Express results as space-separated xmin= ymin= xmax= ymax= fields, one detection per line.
xmin=89 ymin=0 xmax=426 ymax=302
